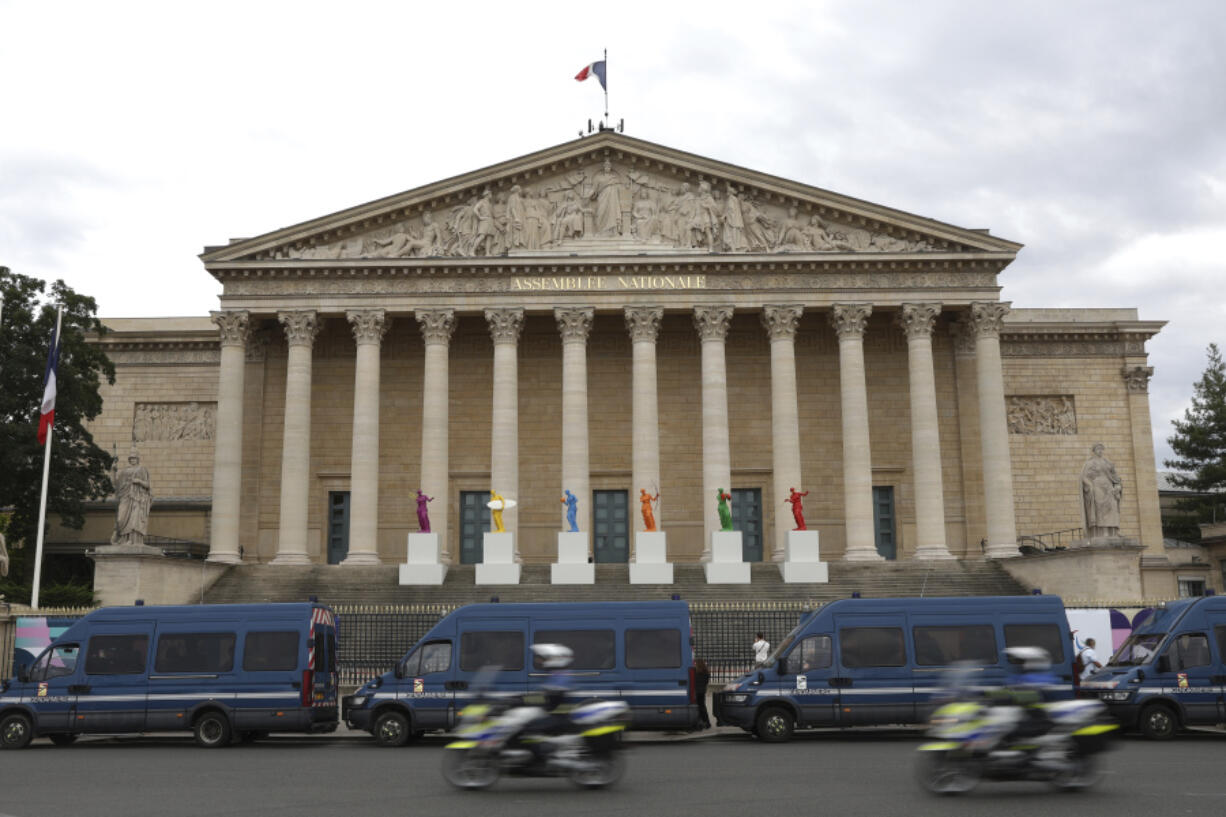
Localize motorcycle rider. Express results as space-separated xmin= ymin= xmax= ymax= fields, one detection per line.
xmin=523 ymin=643 xmax=575 ymax=758
xmin=982 ymin=646 xmax=1059 ymax=756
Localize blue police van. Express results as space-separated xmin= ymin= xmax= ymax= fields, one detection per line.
xmin=0 ymin=602 xmax=339 ymax=749
xmin=343 ymin=600 xmax=698 ymax=745
xmin=1081 ymin=595 xmax=1226 ymax=739
xmin=713 ymin=595 xmax=1074 ymax=741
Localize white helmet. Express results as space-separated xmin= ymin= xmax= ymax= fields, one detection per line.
xmin=1004 ymin=646 xmax=1051 ymax=672
xmin=532 ymin=643 xmax=573 ymax=669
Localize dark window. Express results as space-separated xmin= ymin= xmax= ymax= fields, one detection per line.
xmin=785 ymin=635 xmax=832 ymax=673
xmin=1216 ymin=626 xmax=1226 ymax=666
xmin=534 ymin=630 xmax=616 ymax=670
xmin=839 ymin=627 xmax=905 ymax=668
xmin=1168 ymin=633 xmax=1212 ymax=670
xmin=460 ymin=631 xmax=524 ymax=671
xmin=913 ymin=625 xmax=998 ymax=666
xmin=872 ymin=486 xmax=896 ymax=560
xmin=404 ymin=641 xmax=453 ymax=676
xmin=1003 ymin=623 xmax=1065 ymax=663
xmin=85 ymin=634 xmax=149 ymax=675
xmin=243 ymin=631 xmax=300 ymax=671
xmin=327 ymin=491 xmax=351 ymax=565
xmin=155 ymin=633 xmax=236 ymax=673
xmin=31 ymin=644 xmax=79 ymax=682
xmin=625 ymin=628 xmax=681 ymax=669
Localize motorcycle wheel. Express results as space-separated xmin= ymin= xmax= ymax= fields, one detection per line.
xmin=916 ymin=751 xmax=981 ymax=796
xmin=1049 ymin=755 xmax=1100 ymax=792
xmin=568 ymin=751 xmax=627 ymax=789
xmin=441 ymin=749 xmax=500 ymax=790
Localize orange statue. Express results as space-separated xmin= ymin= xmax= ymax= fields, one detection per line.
xmin=639 ymin=488 xmax=659 ymax=532
xmin=785 ymin=487 xmax=810 ymax=531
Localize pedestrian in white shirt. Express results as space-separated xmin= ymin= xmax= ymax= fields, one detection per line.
xmin=753 ymin=632 xmax=771 ymax=666
xmin=1079 ymin=637 xmax=1104 ymax=680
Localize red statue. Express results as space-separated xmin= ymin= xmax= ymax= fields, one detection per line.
xmin=785 ymin=487 xmax=810 ymax=531
xmin=639 ymin=488 xmax=659 ymax=532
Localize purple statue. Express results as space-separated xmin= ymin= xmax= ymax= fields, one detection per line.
xmin=415 ymin=490 xmax=434 ymax=533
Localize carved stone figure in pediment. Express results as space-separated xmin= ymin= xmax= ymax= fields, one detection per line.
xmin=590 ymin=159 xmax=626 ymax=237
xmin=632 ymin=188 xmax=661 ymax=242
xmin=505 ymin=185 xmax=526 ymax=250
xmin=775 ymin=205 xmax=808 ymax=251
xmin=742 ymin=195 xmax=774 ymax=251
xmin=524 ymin=189 xmax=550 ymax=250
xmin=472 ymin=190 xmax=497 ymax=256
xmin=553 ymin=190 xmax=587 ymax=242
xmin=722 ymin=183 xmax=748 ymax=252
xmin=691 ymin=181 xmax=721 ymax=249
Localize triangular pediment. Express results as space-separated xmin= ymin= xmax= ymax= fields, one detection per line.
xmin=201 ymin=132 xmax=1021 ymax=266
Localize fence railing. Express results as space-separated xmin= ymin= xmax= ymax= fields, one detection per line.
xmin=1018 ymin=528 xmax=1084 ymax=553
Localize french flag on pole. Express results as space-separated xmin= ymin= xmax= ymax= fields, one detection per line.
xmin=38 ymin=323 xmax=60 ymax=445
xmin=574 ymin=60 xmax=607 ymax=91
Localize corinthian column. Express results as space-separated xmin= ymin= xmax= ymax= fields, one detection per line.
xmin=694 ymin=306 xmax=734 ymax=552
xmin=898 ymin=303 xmax=953 ymax=559
xmin=763 ymin=305 xmax=804 ymax=562
xmin=486 ymin=307 xmax=524 ymax=554
xmin=625 ymin=307 xmax=663 ymax=545
xmin=556 ymin=307 xmax=594 ymax=535
xmin=273 ymin=310 xmax=319 ymax=565
xmin=342 ymin=309 xmax=388 ymax=565
xmin=831 ymin=304 xmax=881 ymax=561
xmin=969 ymin=302 xmax=1019 ymax=558
xmin=207 ymin=310 xmax=249 ymax=564
xmin=417 ymin=309 xmax=456 ymax=561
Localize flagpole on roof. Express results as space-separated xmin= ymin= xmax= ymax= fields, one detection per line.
xmin=31 ymin=305 xmax=63 ymax=609
xmin=603 ymin=48 xmax=609 ymax=129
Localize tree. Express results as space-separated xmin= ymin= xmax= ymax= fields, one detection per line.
xmin=1165 ymin=343 xmax=1226 ymax=540
xmin=0 ymin=267 xmax=116 ymax=602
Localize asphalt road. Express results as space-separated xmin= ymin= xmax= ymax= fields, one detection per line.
xmin=0 ymin=729 xmax=1223 ymax=817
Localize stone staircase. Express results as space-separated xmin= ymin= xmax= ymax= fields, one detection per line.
xmin=204 ymin=559 xmax=1030 ymax=606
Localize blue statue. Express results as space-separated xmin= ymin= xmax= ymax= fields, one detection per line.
xmin=561 ymin=489 xmax=579 ymax=532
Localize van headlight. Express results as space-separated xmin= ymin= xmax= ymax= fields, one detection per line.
xmin=724 ymin=693 xmax=752 ymax=704
xmin=348 ymin=695 xmax=369 ymax=707
xmin=1101 ymin=691 xmax=1133 ymax=702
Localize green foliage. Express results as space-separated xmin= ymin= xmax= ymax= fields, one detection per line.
xmin=0 ymin=268 xmax=116 ymax=596
xmin=1165 ymin=343 xmax=1226 ymax=534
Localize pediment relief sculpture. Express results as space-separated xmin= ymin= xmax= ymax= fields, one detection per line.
xmin=276 ymin=160 xmax=958 ymax=261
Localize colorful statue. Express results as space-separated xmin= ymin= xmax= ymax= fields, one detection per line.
xmin=785 ymin=487 xmax=810 ymax=531
xmin=639 ymin=488 xmax=659 ymax=532
xmin=489 ymin=490 xmax=506 ymax=534
xmin=561 ymin=489 xmax=579 ymax=532
xmin=415 ymin=490 xmax=433 ymax=533
xmin=717 ymin=488 xmax=733 ymax=532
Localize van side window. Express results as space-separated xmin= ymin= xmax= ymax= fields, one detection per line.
xmin=460 ymin=632 xmax=524 ymax=671
xmin=1216 ymin=626 xmax=1226 ymax=665
xmin=625 ymin=629 xmax=681 ymax=669
xmin=418 ymin=641 xmax=452 ymax=674
xmin=85 ymin=634 xmax=149 ymax=675
xmin=913 ymin=625 xmax=998 ymax=666
xmin=155 ymin=633 xmax=236 ymax=673
xmin=533 ymin=630 xmax=615 ymax=670
xmin=1168 ymin=633 xmax=1212 ymax=671
xmin=839 ymin=627 xmax=905 ymax=668
xmin=243 ymin=631 xmax=299 ymax=671
xmin=1003 ymin=623 xmax=1065 ymax=663
xmin=790 ymin=635 xmax=832 ymax=672
xmin=31 ymin=644 xmax=79 ymax=682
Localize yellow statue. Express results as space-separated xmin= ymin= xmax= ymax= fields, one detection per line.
xmin=489 ymin=490 xmax=506 ymax=534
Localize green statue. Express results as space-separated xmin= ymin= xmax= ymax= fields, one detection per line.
xmin=717 ymin=488 xmax=733 ymax=532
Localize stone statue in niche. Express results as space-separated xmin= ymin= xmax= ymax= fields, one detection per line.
xmin=111 ymin=449 xmax=152 ymax=547
xmin=1080 ymin=443 xmax=1123 ymax=539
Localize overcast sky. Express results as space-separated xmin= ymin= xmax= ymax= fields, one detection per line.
xmin=3 ymin=0 xmax=1223 ymax=468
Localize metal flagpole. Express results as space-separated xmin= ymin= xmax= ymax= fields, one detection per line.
xmin=31 ymin=305 xmax=63 ymax=609
xmin=603 ymin=48 xmax=609 ymax=127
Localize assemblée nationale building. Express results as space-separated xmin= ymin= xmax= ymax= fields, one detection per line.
xmin=64 ymin=131 xmax=1180 ymax=601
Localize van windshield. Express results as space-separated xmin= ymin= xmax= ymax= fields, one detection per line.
xmin=1108 ymin=633 xmax=1164 ymax=667
xmin=766 ymin=625 xmax=803 ymax=665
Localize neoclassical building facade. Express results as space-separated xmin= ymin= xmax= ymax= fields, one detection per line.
xmin=75 ymin=132 xmax=1174 ymax=596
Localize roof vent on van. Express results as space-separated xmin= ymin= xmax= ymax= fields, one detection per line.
xmin=490 ymin=596 xmax=500 ymax=603
xmin=309 ymin=595 xmax=318 ymax=602
xmin=1032 ymin=588 xmax=1042 ymax=595
xmin=671 ymin=594 xmax=681 ymax=601
xmin=1206 ymin=589 xmax=1216 ymax=596
xmin=851 ymin=592 xmax=861 ymax=599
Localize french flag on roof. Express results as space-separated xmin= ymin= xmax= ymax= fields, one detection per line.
xmin=37 ymin=323 xmax=60 ymax=445
xmin=574 ymin=60 xmax=607 ymax=91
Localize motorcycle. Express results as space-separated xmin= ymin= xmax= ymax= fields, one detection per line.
xmin=916 ymin=692 xmax=1119 ymax=795
xmin=441 ymin=696 xmax=629 ymax=790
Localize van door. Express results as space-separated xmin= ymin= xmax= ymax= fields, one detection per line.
xmin=23 ymin=643 xmax=81 ymax=733
xmin=1211 ymin=617 xmax=1226 ymax=723
xmin=778 ymin=634 xmax=837 ymax=726
xmin=621 ymin=617 xmax=693 ymax=728
xmin=147 ymin=628 xmax=238 ymax=731
xmin=1157 ymin=631 xmax=1218 ymax=726
xmin=454 ymin=619 xmax=529 ymax=708
xmin=78 ymin=626 xmax=154 ymax=733
xmin=398 ymin=640 xmax=455 ymax=730
xmin=833 ymin=615 xmax=912 ymax=725
xmin=910 ymin=616 xmax=1003 ymax=720
xmin=530 ymin=622 xmax=618 ymax=705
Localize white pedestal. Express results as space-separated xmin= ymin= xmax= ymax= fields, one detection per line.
xmin=475 ymin=532 xmax=521 ymax=584
xmin=551 ymin=531 xmax=594 ymax=584
xmin=780 ymin=530 xmax=828 ymax=583
xmin=704 ymin=531 xmax=750 ymax=583
xmin=398 ymin=533 xmax=448 ymax=585
xmin=630 ymin=531 xmax=673 ymax=584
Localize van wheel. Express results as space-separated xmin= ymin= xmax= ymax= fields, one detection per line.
xmin=1138 ymin=703 xmax=1178 ymax=740
xmin=373 ymin=711 xmax=412 ymax=747
xmin=49 ymin=733 xmax=78 ymax=746
xmin=0 ymin=713 xmax=33 ymax=750
xmin=194 ymin=711 xmax=232 ymax=748
xmin=755 ymin=707 xmax=794 ymax=743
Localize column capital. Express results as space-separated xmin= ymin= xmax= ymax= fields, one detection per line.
xmin=762 ymin=305 xmax=803 ymax=341
xmin=415 ymin=309 xmax=456 ymax=346
xmin=278 ymin=310 xmax=320 ymax=348
xmin=1123 ymin=365 xmax=1155 ymax=393
xmin=968 ymin=301 xmax=1012 ymax=339
xmin=624 ymin=306 xmax=663 ymax=343
xmin=484 ymin=307 xmax=524 ymax=345
xmin=347 ymin=309 xmax=389 ymax=346
xmin=693 ymin=305 xmax=734 ymax=341
xmin=211 ymin=310 xmax=250 ymax=348
xmin=897 ymin=303 xmax=942 ymax=340
xmin=555 ymin=307 xmax=595 ymax=344
xmin=830 ymin=303 xmax=873 ymax=339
